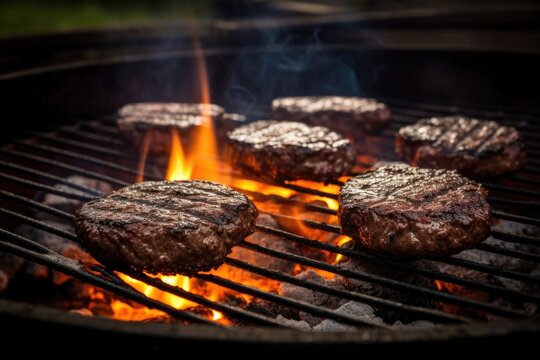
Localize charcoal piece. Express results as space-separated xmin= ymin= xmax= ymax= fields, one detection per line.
xmin=232 ymin=214 xmax=297 ymax=274
xmin=280 ymin=270 xmax=347 ymax=326
xmin=338 ymin=258 xmax=438 ymax=322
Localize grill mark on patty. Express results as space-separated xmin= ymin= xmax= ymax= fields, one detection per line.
xmin=429 ymin=118 xmax=459 ymax=147
xmin=95 ymin=194 xmax=242 ymax=227
xmin=354 ymin=172 xmax=467 ymax=210
xmin=81 ymin=181 xmax=250 ymax=228
xmin=133 ymin=182 xmax=239 ymax=200
xmin=452 ymin=120 xmax=484 ymax=152
xmin=473 ymin=125 xmax=503 ymax=156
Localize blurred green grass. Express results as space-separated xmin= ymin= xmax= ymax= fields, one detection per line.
xmin=0 ymin=0 xmax=211 ymax=37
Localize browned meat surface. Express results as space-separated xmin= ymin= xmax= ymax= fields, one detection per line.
xmin=338 ymin=164 xmax=491 ymax=259
xmin=271 ymin=96 xmax=391 ymax=139
xmin=117 ymin=102 xmax=225 ymax=154
xmin=226 ymin=120 xmax=356 ymax=183
xmin=396 ymin=116 xmax=526 ymax=178
xmin=75 ymin=180 xmax=258 ymax=274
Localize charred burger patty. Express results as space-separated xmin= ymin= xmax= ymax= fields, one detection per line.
xmin=271 ymin=96 xmax=391 ymax=137
xmin=396 ymin=116 xmax=526 ymax=178
xmin=75 ymin=180 xmax=258 ymax=274
xmin=226 ymin=120 xmax=356 ymax=183
xmin=117 ymin=102 xmax=225 ymax=155
xmin=338 ymin=164 xmax=491 ymax=259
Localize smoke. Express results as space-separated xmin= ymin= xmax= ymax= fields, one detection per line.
xmin=221 ymin=26 xmax=365 ymax=117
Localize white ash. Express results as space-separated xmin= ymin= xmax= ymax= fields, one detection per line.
xmin=275 ymin=315 xmax=310 ymax=330
xmin=313 ymin=301 xmax=385 ymax=331
xmin=437 ymin=242 xmax=540 ymax=317
xmin=337 ymin=258 xmax=438 ymax=322
xmin=492 ymin=219 xmax=540 ymax=238
xmin=279 ymin=270 xmax=348 ymax=326
xmin=394 ymin=320 xmax=438 ymax=329
xmin=231 ymin=214 xmax=297 ymax=274
xmin=38 ymin=175 xmax=112 ymax=219
xmin=439 ymin=236 xmax=539 ymax=292
xmin=69 ymin=308 xmax=93 ymax=316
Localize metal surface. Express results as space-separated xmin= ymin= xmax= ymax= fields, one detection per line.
xmin=0 ymin=98 xmax=539 ymax=339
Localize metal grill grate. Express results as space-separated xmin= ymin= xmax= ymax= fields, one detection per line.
xmin=0 ymin=99 xmax=539 ymax=329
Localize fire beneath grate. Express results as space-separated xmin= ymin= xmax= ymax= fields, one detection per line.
xmin=0 ymin=98 xmax=539 ymax=330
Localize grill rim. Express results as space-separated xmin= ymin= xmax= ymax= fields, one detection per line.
xmin=1 ymin=298 xmax=539 ymax=343
xmin=0 ymin=42 xmax=538 ymax=340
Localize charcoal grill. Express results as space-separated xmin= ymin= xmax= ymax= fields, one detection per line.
xmin=0 ymin=5 xmax=539 ymax=351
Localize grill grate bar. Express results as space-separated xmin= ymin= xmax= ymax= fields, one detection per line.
xmin=0 ymin=229 xmax=218 ymax=326
xmin=226 ymin=253 xmax=469 ymax=324
xmin=493 ymin=211 xmax=540 ymax=227
xmin=232 ymin=187 xmax=336 ymax=215
xmin=4 ymin=188 xmax=538 ymax=305
xmin=242 ymin=236 xmax=532 ymax=319
xmin=491 ymin=230 xmax=540 ymax=247
xmin=81 ymin=121 xmax=123 ymax=136
xmin=11 ymin=140 xmax=159 ymax=181
xmin=263 ymin=211 xmax=540 ymax=261
xmin=257 ymin=225 xmax=540 ymax=286
xmin=0 ymin=148 xmax=130 ymax=187
xmin=275 ymin=182 xmax=338 ymax=200
xmin=476 ymin=243 xmax=540 ymax=262
xmin=484 ymin=183 xmax=540 ymax=198
xmin=437 ymin=256 xmax=540 ymax=285
xmin=508 ymin=175 xmax=540 ymax=186
xmin=194 ymin=272 xmax=392 ymax=329
xmin=0 ymin=200 xmax=394 ymax=327
xmin=0 ymin=172 xmax=96 ymax=202
xmin=0 ymin=209 xmax=78 ymax=242
xmin=0 ymin=159 xmax=102 ymax=197
xmin=100 ymin=267 xmax=289 ymax=328
xmin=488 ymin=196 xmax=540 ymax=209
xmin=0 ymin=190 xmax=75 ymax=221
xmin=35 ymin=132 xmax=142 ymax=162
xmin=59 ymin=126 xmax=126 ymax=146
xmin=0 ymin=227 xmax=291 ymax=327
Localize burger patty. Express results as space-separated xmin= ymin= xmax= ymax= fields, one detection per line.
xmin=271 ymin=96 xmax=391 ymax=138
xmin=338 ymin=164 xmax=491 ymax=259
xmin=226 ymin=120 xmax=356 ymax=183
xmin=396 ymin=116 xmax=527 ymax=178
xmin=74 ymin=180 xmax=258 ymax=275
xmin=117 ymin=102 xmax=225 ymax=155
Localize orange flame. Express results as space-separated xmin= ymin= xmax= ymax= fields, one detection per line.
xmin=110 ymin=36 xmax=350 ymax=324
xmin=166 ymin=128 xmax=192 ymax=181
xmin=333 ymin=236 xmax=353 ymax=264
